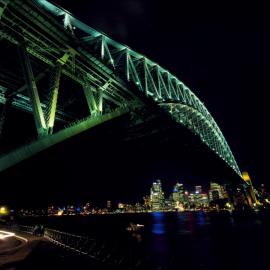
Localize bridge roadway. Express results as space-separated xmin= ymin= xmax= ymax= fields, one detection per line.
xmin=0 ymin=228 xmax=104 ymax=270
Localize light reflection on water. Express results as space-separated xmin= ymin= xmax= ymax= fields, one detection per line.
xmin=18 ymin=210 xmax=270 ymax=269
xmin=196 ymin=211 xmax=209 ymax=225
xmin=150 ymin=211 xmax=168 ymax=266
xmin=151 ymin=211 xmax=166 ymax=235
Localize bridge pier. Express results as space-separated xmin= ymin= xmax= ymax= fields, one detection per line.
xmin=226 ymin=183 xmax=257 ymax=210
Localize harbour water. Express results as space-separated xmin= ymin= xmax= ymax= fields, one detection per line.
xmin=17 ymin=211 xmax=270 ymax=270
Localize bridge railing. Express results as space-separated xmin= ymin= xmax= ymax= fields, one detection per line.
xmin=44 ymin=228 xmax=146 ymax=269
xmin=0 ymin=223 xmax=150 ymax=269
xmin=6 ymin=224 xmax=35 ymax=235
xmin=44 ymin=228 xmax=96 ymax=256
xmin=44 ymin=228 xmax=132 ymax=267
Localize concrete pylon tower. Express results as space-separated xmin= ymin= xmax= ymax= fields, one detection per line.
xmin=242 ymin=171 xmax=257 ymax=207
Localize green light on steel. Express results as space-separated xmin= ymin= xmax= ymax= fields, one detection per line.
xmin=33 ymin=0 xmax=242 ymax=176
xmin=101 ymin=36 xmax=105 ymax=59
xmin=64 ymin=13 xmax=71 ymax=28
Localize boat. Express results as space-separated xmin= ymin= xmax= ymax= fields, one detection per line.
xmin=126 ymin=223 xmax=144 ymax=232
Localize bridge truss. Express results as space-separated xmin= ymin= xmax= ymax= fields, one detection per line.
xmin=0 ymin=0 xmax=241 ymax=176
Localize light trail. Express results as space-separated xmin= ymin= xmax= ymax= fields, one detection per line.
xmin=0 ymin=230 xmax=28 ymax=242
xmin=0 ymin=230 xmax=15 ymax=239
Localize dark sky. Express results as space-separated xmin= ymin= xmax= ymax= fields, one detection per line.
xmin=51 ymin=0 xmax=270 ymax=184
xmin=1 ymin=0 xmax=270 ymax=207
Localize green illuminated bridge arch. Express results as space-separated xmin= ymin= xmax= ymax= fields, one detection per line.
xmin=0 ymin=0 xmax=240 ymax=176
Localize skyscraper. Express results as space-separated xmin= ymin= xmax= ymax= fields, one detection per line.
xmin=143 ymin=195 xmax=151 ymax=210
xmin=172 ymin=182 xmax=185 ymax=206
xmin=208 ymin=182 xmax=228 ymax=202
xmin=107 ymin=200 xmax=112 ymax=210
xmin=150 ymin=180 xmax=165 ymax=211
xmin=195 ymin=185 xmax=202 ymax=194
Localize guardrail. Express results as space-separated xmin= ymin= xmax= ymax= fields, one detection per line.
xmin=44 ymin=228 xmax=132 ymax=267
xmin=0 ymin=223 xmax=147 ymax=269
xmin=8 ymin=224 xmax=35 ymax=234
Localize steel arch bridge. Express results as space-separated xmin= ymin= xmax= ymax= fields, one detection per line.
xmin=0 ymin=0 xmax=241 ymax=176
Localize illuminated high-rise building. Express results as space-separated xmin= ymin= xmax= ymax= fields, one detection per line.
xmin=195 ymin=185 xmax=202 ymax=194
xmin=150 ymin=179 xmax=165 ymax=211
xmin=83 ymin=202 xmax=91 ymax=215
xmin=192 ymin=185 xmax=208 ymax=208
xmin=208 ymin=182 xmax=228 ymax=202
xmin=143 ymin=195 xmax=151 ymax=210
xmin=48 ymin=205 xmax=57 ymax=216
xmin=194 ymin=192 xmax=209 ymax=208
xmin=67 ymin=205 xmax=75 ymax=215
xmin=172 ymin=182 xmax=185 ymax=206
xmin=107 ymin=200 xmax=112 ymax=209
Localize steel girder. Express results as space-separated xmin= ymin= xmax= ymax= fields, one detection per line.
xmin=0 ymin=104 xmax=135 ymax=171
xmin=0 ymin=0 xmax=241 ymax=176
xmin=0 ymin=0 xmax=137 ymax=119
xmin=34 ymin=0 xmax=241 ymax=176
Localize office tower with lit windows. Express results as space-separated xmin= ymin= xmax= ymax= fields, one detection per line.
xmin=150 ymin=179 xmax=165 ymax=211
xmin=107 ymin=200 xmax=112 ymax=210
xmin=172 ymin=182 xmax=185 ymax=206
xmin=195 ymin=185 xmax=202 ymax=194
xmin=143 ymin=195 xmax=151 ymax=210
xmin=208 ymin=182 xmax=228 ymax=202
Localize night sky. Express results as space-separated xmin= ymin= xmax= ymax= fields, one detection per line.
xmin=50 ymin=0 xmax=270 ymax=182
xmin=1 ymin=0 xmax=270 ymax=207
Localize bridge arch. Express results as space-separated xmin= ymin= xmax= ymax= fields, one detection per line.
xmin=0 ymin=0 xmax=241 ymax=177
xmin=36 ymin=0 xmax=240 ymax=176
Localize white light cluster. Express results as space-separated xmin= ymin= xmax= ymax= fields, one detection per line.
xmin=0 ymin=230 xmax=15 ymax=240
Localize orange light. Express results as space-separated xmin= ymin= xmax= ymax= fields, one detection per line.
xmin=57 ymin=210 xmax=64 ymax=216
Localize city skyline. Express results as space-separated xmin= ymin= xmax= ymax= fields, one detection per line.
xmin=9 ymin=176 xmax=268 ymax=214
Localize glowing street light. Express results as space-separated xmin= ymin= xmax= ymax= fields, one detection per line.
xmin=0 ymin=206 xmax=8 ymax=215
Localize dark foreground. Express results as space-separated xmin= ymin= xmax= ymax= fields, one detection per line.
xmin=0 ymin=227 xmax=110 ymax=270
xmin=4 ymin=210 xmax=270 ymax=270
xmin=13 ymin=240 xmax=105 ymax=270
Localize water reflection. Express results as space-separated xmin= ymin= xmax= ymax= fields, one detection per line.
xmin=151 ymin=212 xmax=166 ymax=235
xmin=196 ymin=211 xmax=208 ymax=225
xmin=150 ymin=211 xmax=168 ymax=267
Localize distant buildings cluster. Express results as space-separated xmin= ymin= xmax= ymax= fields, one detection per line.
xmin=144 ymin=180 xmax=229 ymax=212
xmin=8 ymin=173 xmax=270 ymax=217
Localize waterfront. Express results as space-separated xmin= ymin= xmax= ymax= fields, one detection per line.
xmin=16 ymin=211 xmax=270 ymax=270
